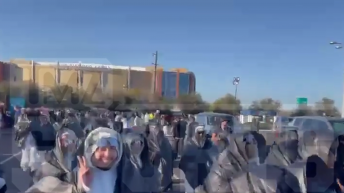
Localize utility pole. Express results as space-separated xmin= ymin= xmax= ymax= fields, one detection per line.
xmin=233 ymin=77 xmax=240 ymax=100
xmin=152 ymin=51 xmax=158 ymax=94
xmin=329 ymin=41 xmax=344 ymax=117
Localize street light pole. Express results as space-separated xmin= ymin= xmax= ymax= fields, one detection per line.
xmin=330 ymin=41 xmax=344 ymax=117
xmin=233 ymin=77 xmax=240 ymax=100
xmin=152 ymin=51 xmax=158 ymax=94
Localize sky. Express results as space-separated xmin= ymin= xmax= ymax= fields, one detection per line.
xmin=1 ymin=0 xmax=344 ymax=110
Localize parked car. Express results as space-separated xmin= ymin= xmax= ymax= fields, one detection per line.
xmin=195 ymin=112 xmax=242 ymax=134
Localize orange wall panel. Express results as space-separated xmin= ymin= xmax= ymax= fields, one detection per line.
xmin=155 ymin=70 xmax=163 ymax=96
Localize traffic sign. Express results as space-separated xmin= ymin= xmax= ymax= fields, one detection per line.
xmin=297 ymin=97 xmax=307 ymax=105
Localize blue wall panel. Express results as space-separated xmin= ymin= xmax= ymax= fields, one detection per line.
xmin=179 ymin=73 xmax=190 ymax=96
xmin=162 ymin=71 xmax=177 ymax=98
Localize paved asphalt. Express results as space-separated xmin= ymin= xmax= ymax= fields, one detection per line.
xmin=0 ymin=129 xmax=32 ymax=193
xmin=0 ymin=128 xmax=277 ymax=193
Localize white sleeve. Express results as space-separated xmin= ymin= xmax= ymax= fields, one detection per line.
xmin=162 ymin=126 xmax=169 ymax=135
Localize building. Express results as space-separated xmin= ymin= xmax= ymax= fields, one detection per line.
xmin=0 ymin=61 xmax=22 ymax=83
xmin=8 ymin=59 xmax=196 ymax=98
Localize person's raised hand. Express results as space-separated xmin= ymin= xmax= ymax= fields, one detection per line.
xmin=77 ymin=156 xmax=92 ymax=189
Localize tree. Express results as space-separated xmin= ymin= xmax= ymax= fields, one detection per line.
xmin=211 ymin=94 xmax=241 ymax=115
xmin=315 ymin=97 xmax=340 ymax=117
xmin=176 ymin=93 xmax=208 ymax=114
xmin=290 ymin=106 xmax=315 ymax=116
xmin=249 ymin=98 xmax=281 ymax=111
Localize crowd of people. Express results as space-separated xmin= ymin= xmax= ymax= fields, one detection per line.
xmin=7 ymin=107 xmax=344 ymax=193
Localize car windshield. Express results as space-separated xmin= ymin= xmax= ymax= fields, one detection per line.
xmin=280 ymin=117 xmax=290 ymax=124
xmin=207 ymin=115 xmax=234 ymax=126
xmin=329 ymin=120 xmax=344 ymax=133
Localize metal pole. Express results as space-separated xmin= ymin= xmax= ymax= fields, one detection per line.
xmin=234 ymin=84 xmax=238 ymax=100
xmin=153 ymin=51 xmax=158 ymax=94
xmin=342 ymin=72 xmax=344 ymax=117
xmin=329 ymin=42 xmax=343 ymax=117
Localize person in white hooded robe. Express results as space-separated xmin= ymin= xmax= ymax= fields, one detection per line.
xmin=17 ymin=109 xmax=41 ymax=172
xmin=33 ymin=128 xmax=78 ymax=183
xmin=25 ymin=127 xmax=123 ymax=193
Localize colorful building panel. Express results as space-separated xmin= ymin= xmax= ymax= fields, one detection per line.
xmin=60 ymin=70 xmax=78 ymax=88
xmin=106 ymin=69 xmax=128 ymax=92
xmin=35 ymin=66 xmax=56 ymax=88
xmin=160 ymin=71 xmax=193 ymax=98
xmin=155 ymin=69 xmax=163 ymax=96
xmin=82 ymin=71 xmax=101 ymax=93
xmin=129 ymin=70 xmax=152 ymax=92
xmin=178 ymin=73 xmax=190 ymax=96
xmin=8 ymin=59 xmax=197 ymax=98
xmin=161 ymin=71 xmax=177 ymax=98
xmin=188 ymin=72 xmax=196 ymax=93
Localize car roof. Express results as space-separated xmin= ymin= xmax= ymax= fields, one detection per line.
xmin=197 ymin=112 xmax=233 ymax=116
xmin=292 ymin=116 xmax=344 ymax=121
xmin=292 ymin=116 xmax=341 ymax=121
xmin=325 ymin=117 xmax=344 ymax=121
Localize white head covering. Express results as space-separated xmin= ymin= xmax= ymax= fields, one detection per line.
xmin=84 ymin=127 xmax=123 ymax=169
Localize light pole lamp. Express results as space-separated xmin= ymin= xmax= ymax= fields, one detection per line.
xmin=330 ymin=41 xmax=342 ymax=49
xmin=233 ymin=77 xmax=240 ymax=100
xmin=329 ymin=41 xmax=343 ymax=117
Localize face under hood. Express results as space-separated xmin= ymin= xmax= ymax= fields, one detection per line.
xmin=54 ymin=128 xmax=78 ymax=160
xmin=84 ymin=127 xmax=123 ymax=169
xmin=215 ymin=132 xmax=230 ymax=153
xmin=299 ymin=128 xmax=337 ymax=168
xmin=276 ymin=129 xmax=299 ymax=163
xmin=123 ymin=132 xmax=147 ymax=169
xmin=192 ymin=125 xmax=206 ymax=147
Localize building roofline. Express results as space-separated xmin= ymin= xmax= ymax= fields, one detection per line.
xmin=36 ymin=61 xmax=147 ymax=71
xmin=9 ymin=59 xmax=195 ymax=74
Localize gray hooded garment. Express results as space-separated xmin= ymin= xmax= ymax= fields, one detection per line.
xmin=204 ymin=131 xmax=262 ymax=193
xmin=179 ymin=126 xmax=213 ymax=190
xmin=14 ymin=117 xmax=31 ymax=148
xmin=206 ymin=128 xmax=339 ymax=193
xmin=33 ymin=128 xmax=78 ymax=184
xmin=65 ymin=118 xmax=85 ymax=139
xmin=121 ymin=131 xmax=161 ymax=193
xmin=145 ymin=123 xmax=173 ymax=191
xmin=25 ymin=127 xmax=123 ymax=193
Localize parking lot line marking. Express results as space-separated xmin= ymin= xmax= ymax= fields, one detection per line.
xmin=0 ymin=151 xmax=21 ymax=164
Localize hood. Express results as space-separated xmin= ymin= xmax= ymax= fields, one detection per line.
xmin=276 ymin=129 xmax=299 ymax=164
xmin=297 ymin=128 xmax=336 ymax=168
xmin=84 ymin=127 xmax=123 ymax=169
xmin=215 ymin=132 xmax=230 ymax=153
xmin=53 ymin=128 xmax=77 ymax=161
xmin=64 ymin=119 xmax=84 ymax=139
xmin=123 ymin=132 xmax=149 ymax=168
xmin=192 ymin=125 xmax=206 ymax=147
